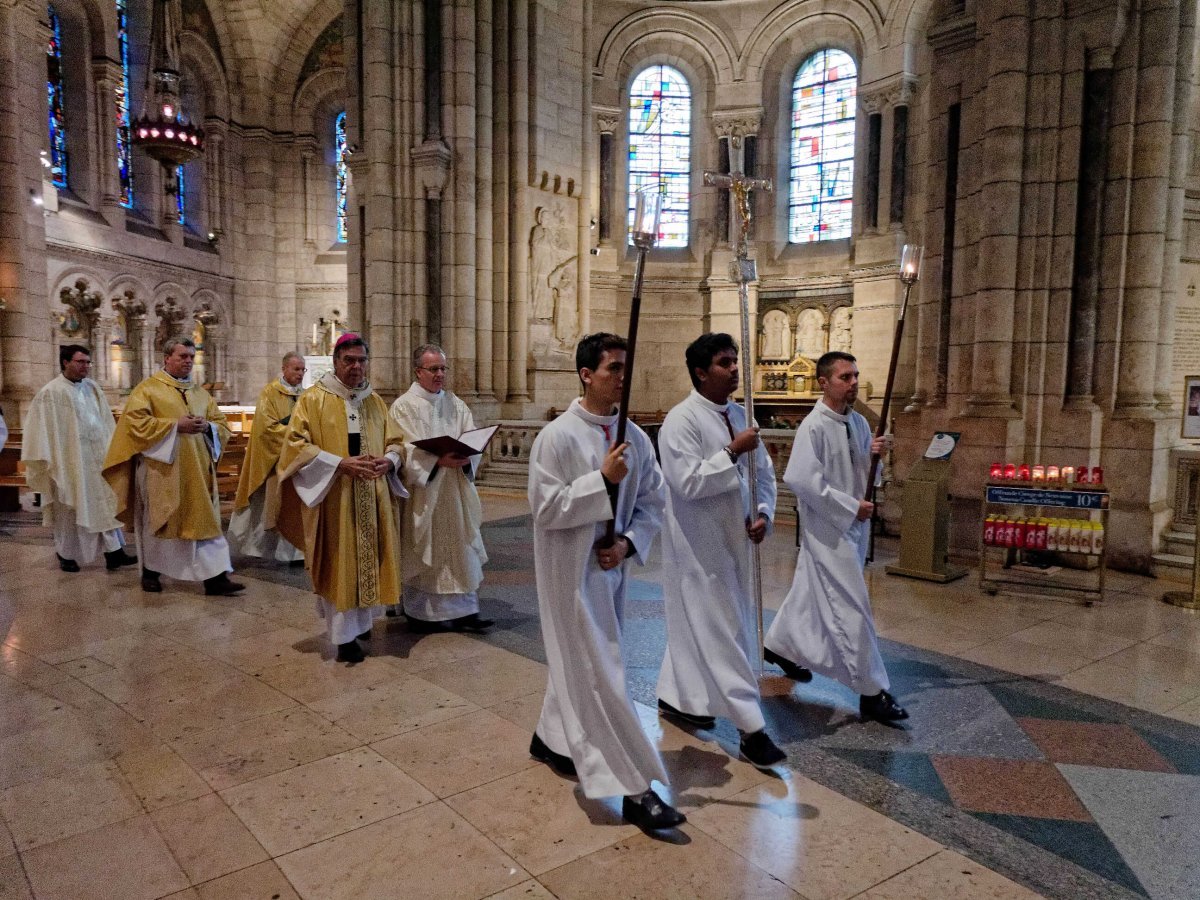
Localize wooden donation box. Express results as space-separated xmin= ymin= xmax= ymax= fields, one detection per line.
xmin=886 ymin=432 xmax=968 ymax=583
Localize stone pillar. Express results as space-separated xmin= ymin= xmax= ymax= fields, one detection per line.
xmin=505 ymin=0 xmax=531 ymax=406
xmin=204 ymin=126 xmax=226 ymax=239
xmin=205 ymin=322 xmax=224 ymax=390
xmin=596 ymin=109 xmax=618 ymax=244
xmin=964 ymin=0 xmax=1029 ymax=416
xmin=1114 ymin=0 xmax=1179 ymax=414
xmin=474 ymin=0 xmax=496 ymax=408
xmin=865 ymin=112 xmax=882 ymax=230
xmin=90 ymin=57 xmax=123 ymax=224
xmin=889 ymin=104 xmax=909 ymax=226
xmin=90 ymin=315 xmax=112 ymax=389
xmin=299 ymin=137 xmax=318 ymax=246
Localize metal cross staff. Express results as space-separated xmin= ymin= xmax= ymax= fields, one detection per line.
xmin=703 ymin=169 xmax=772 ymax=672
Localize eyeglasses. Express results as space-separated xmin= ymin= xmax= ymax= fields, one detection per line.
xmin=418 ymin=366 xmax=449 ymax=374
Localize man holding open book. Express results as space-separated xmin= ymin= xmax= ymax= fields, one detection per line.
xmin=387 ymin=344 xmax=493 ymax=633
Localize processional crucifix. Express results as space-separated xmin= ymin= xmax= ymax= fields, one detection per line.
xmin=704 ymin=168 xmax=772 ymax=672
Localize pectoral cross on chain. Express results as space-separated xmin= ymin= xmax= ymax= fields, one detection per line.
xmin=703 ymin=170 xmax=773 ymax=266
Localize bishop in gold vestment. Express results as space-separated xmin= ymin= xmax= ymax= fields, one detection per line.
xmin=102 ymin=339 xmax=244 ymax=595
xmin=228 ymin=353 xmax=305 ymax=563
xmin=276 ymin=335 xmax=407 ymax=663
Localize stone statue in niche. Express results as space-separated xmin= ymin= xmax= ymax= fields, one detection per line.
xmin=796 ymin=308 xmax=825 ymax=358
xmin=830 ymin=306 xmax=852 ymax=353
xmin=761 ymin=310 xmax=790 ymax=359
xmin=154 ymin=297 xmax=188 ymax=352
xmin=550 ymin=257 xmax=578 ymax=343
xmin=530 ymin=206 xmax=558 ymax=321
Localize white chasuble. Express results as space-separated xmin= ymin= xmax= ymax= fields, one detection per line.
xmin=528 ymin=398 xmax=669 ymax=799
xmin=656 ymin=391 xmax=777 ymax=733
xmin=22 ymin=375 xmax=126 ymax=563
xmin=388 ymin=383 xmax=486 ymax=621
xmin=764 ymin=401 xmax=889 ymax=696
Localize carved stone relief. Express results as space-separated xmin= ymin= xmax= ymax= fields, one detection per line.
xmin=529 ymin=200 xmax=579 ymax=353
xmin=796 ymin=308 xmax=826 ymax=358
xmin=830 ymin=306 xmax=853 ymax=353
xmin=761 ymin=309 xmax=791 ymax=359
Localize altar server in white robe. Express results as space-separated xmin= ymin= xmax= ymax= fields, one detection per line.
xmin=387 ymin=344 xmax=491 ymax=632
xmin=655 ymin=333 xmax=787 ymax=768
xmin=22 ymin=345 xmax=136 ymax=572
xmin=764 ymin=351 xmax=908 ymax=724
xmin=528 ymin=332 xmax=684 ymax=832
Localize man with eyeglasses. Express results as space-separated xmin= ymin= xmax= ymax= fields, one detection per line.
xmin=229 ymin=351 xmax=306 ymax=564
xmin=277 ymin=334 xmax=408 ymax=663
xmin=23 ymin=344 xmax=136 ymax=572
xmin=386 ymin=344 xmax=492 ymax=633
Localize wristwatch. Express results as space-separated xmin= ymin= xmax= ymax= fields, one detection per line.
xmin=725 ymin=446 xmax=738 ymax=464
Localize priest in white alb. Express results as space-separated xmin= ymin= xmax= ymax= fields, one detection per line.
xmin=655 ymin=333 xmax=787 ymax=768
xmin=387 ymin=343 xmax=491 ymax=632
xmin=22 ymin=344 xmax=136 ymax=572
xmin=102 ymin=338 xmax=244 ymax=596
xmin=527 ymin=332 xmax=684 ymax=832
xmin=228 ymin=351 xmax=306 ymax=564
xmin=276 ymin=334 xmax=407 ymax=664
xmin=764 ymin=351 xmax=908 ymax=724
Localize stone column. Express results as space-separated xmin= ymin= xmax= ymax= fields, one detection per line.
xmin=865 ymin=112 xmax=882 ymax=230
xmin=1114 ymin=0 xmax=1179 ymax=414
xmin=204 ymin=125 xmax=226 ymax=239
xmin=205 ymin=322 xmax=224 ymax=390
xmin=965 ymin=0 xmax=1029 ymax=417
xmin=474 ymin=0 xmax=495 ymax=407
xmin=299 ymin=137 xmax=318 ymax=246
xmin=505 ymin=0 xmax=531 ymax=406
xmin=889 ymin=103 xmax=909 ymax=226
xmin=90 ymin=315 xmax=113 ymax=389
xmin=595 ymin=108 xmax=619 ymax=244
xmin=90 ymin=57 xmax=123 ymax=224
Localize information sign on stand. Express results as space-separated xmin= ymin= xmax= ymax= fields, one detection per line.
xmin=886 ymin=432 xmax=969 ymax=583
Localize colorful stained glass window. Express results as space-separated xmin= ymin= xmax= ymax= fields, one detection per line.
xmin=116 ymin=0 xmax=133 ymax=207
xmin=175 ymin=165 xmax=186 ymax=224
xmin=789 ymin=49 xmax=857 ymax=243
xmin=335 ymin=111 xmax=347 ymax=242
xmin=627 ymin=65 xmax=690 ymax=248
xmin=46 ymin=4 xmax=68 ymax=189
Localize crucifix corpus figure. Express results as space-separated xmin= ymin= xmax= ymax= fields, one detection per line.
xmin=701 ymin=169 xmax=772 ymax=673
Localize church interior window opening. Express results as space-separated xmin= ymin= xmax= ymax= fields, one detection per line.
xmin=789 ymin=49 xmax=857 ymax=243
xmin=335 ymin=110 xmax=347 ymax=243
xmin=116 ymin=0 xmax=133 ymax=208
xmin=627 ymin=64 xmax=690 ymax=248
xmin=175 ymin=163 xmax=186 ymax=225
xmin=46 ymin=4 xmax=69 ymax=189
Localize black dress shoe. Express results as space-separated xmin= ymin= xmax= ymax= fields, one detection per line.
xmin=739 ymin=729 xmax=787 ymax=769
xmin=657 ymin=698 xmax=715 ymax=729
xmin=336 ymin=641 xmax=365 ymax=664
xmin=357 ymin=629 xmax=372 ymax=641
xmin=203 ymin=574 xmax=246 ymax=596
xmin=764 ymin=647 xmax=813 ymax=682
xmin=622 ymin=789 xmax=686 ymax=831
xmin=529 ymin=733 xmax=577 ymax=777
xmin=57 ymin=554 xmax=80 ymax=573
xmin=104 ymin=549 xmax=138 ymax=571
xmin=141 ymin=573 xmax=163 ymax=593
xmin=385 ymin=608 xmax=399 ymax=617
xmin=287 ymin=559 xmax=305 ymax=568
xmin=860 ymin=690 xmax=909 ymax=723
xmin=450 ymin=612 xmax=495 ymax=633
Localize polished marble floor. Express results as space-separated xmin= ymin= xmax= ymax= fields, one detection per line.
xmin=1 ymin=490 xmax=1199 ymax=899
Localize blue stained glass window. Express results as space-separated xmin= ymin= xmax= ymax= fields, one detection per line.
xmin=627 ymin=65 xmax=690 ymax=248
xmin=335 ymin=111 xmax=347 ymax=242
xmin=175 ymin=165 xmax=186 ymax=224
xmin=789 ymin=49 xmax=857 ymax=243
xmin=46 ymin=4 xmax=68 ymax=189
xmin=116 ymin=0 xmax=133 ymax=207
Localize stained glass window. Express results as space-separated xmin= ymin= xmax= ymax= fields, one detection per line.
xmin=46 ymin=4 xmax=68 ymax=189
xmin=335 ymin=111 xmax=347 ymax=242
xmin=175 ymin=165 xmax=186 ymax=224
xmin=116 ymin=0 xmax=133 ymax=207
xmin=627 ymin=65 xmax=690 ymax=248
xmin=789 ymin=49 xmax=857 ymax=243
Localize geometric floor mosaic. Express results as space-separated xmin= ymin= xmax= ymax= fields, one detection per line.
xmin=470 ymin=514 xmax=1200 ymax=900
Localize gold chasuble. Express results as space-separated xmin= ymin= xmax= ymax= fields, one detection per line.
xmin=103 ymin=371 xmax=230 ymax=540
xmin=277 ymin=377 xmax=405 ymax=612
xmin=233 ymin=378 xmax=299 ymax=513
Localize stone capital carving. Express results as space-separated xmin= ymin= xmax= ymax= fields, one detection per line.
xmin=113 ymin=290 xmax=146 ymax=322
xmin=712 ymin=110 xmax=762 ymax=142
xmin=859 ymin=75 xmax=918 ymax=113
xmin=410 ymin=139 xmax=452 ymax=198
xmin=594 ymin=106 xmax=621 ymax=134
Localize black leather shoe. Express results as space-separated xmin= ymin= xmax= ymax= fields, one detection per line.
xmin=287 ymin=559 xmax=305 ymax=568
xmin=141 ymin=572 xmax=162 ymax=593
xmin=622 ymin=789 xmax=686 ymax=830
xmin=529 ymin=733 xmax=577 ymax=777
xmin=739 ymin=729 xmax=787 ymax=769
xmin=764 ymin=647 xmax=813 ymax=682
xmin=860 ymin=690 xmax=909 ymax=723
xmin=104 ymin=549 xmax=138 ymax=571
xmin=450 ymin=612 xmax=494 ymax=633
xmin=657 ymin=698 xmax=715 ymax=729
xmin=406 ymin=616 xmax=450 ymax=633
xmin=385 ymin=608 xmax=399 ymax=617
xmin=336 ymin=641 xmax=365 ymax=664
xmin=357 ymin=629 xmax=372 ymax=641
xmin=57 ymin=554 xmax=80 ymax=573
xmin=203 ymin=574 xmax=246 ymax=596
